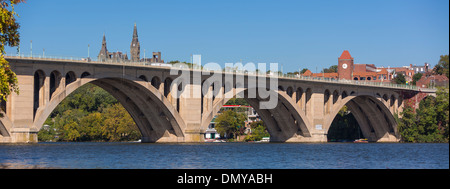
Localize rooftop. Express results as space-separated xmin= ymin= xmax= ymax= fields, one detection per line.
xmin=339 ymin=50 xmax=353 ymax=59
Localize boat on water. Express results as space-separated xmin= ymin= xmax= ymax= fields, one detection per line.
xmin=354 ymin=138 xmax=369 ymax=143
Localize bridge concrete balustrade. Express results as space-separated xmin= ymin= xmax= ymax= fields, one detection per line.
xmin=0 ymin=57 xmax=436 ymax=143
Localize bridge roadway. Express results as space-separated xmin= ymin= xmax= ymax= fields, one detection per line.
xmin=0 ymin=56 xmax=436 ymax=143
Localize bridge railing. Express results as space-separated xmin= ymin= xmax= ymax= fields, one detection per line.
xmin=4 ymin=53 xmax=433 ymax=91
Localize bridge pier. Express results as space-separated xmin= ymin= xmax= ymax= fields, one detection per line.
xmin=282 ymin=131 xmax=328 ymax=143
xmin=10 ymin=128 xmax=38 ymax=143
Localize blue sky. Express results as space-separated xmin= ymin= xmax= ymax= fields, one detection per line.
xmin=6 ymin=0 xmax=449 ymax=72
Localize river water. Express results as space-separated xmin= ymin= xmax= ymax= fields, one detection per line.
xmin=0 ymin=142 xmax=448 ymax=169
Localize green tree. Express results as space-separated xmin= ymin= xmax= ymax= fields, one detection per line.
xmin=323 ymin=65 xmax=338 ymax=73
xmin=64 ymin=122 xmax=81 ymax=141
xmin=225 ymin=97 xmax=249 ymax=106
xmin=245 ymin=120 xmax=269 ymax=141
xmin=416 ymin=96 xmax=440 ymax=142
xmin=433 ymin=55 xmax=449 ymax=78
xmin=38 ymin=84 xmax=142 ymax=142
xmin=300 ymin=68 xmax=308 ymax=74
xmin=0 ymin=0 xmax=23 ymax=116
xmin=286 ymin=71 xmax=299 ymax=76
xmin=79 ymin=112 xmax=104 ymax=141
xmin=54 ymin=109 xmax=86 ymax=141
xmin=398 ymin=106 xmax=418 ymax=142
xmin=411 ymin=73 xmax=422 ymax=85
xmin=214 ymin=110 xmax=247 ymax=139
xmin=397 ymin=88 xmax=449 ymax=143
xmin=101 ymin=103 xmax=141 ymax=141
xmin=37 ymin=118 xmax=59 ymax=142
xmin=394 ymin=73 xmax=406 ymax=84
xmin=51 ymin=83 xmax=117 ymax=117
xmin=435 ymin=87 xmax=449 ymax=141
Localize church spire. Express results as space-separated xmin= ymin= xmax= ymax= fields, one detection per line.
xmin=98 ymin=33 xmax=109 ymax=62
xmin=133 ymin=22 xmax=138 ymax=38
xmin=130 ymin=23 xmax=140 ymax=62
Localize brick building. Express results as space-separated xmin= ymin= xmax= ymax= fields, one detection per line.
xmin=416 ymin=74 xmax=449 ymax=88
xmin=303 ymin=50 xmax=394 ymax=82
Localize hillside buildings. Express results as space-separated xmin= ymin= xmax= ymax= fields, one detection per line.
xmin=302 ymin=50 xmax=443 ymax=86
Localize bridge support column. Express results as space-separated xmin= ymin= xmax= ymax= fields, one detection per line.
xmin=6 ymin=74 xmax=39 ymax=143
xmin=307 ymin=89 xmax=328 ymax=142
xmin=179 ymin=83 xmax=205 ymax=142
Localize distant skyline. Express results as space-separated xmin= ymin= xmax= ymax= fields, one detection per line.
xmin=5 ymin=0 xmax=449 ymax=72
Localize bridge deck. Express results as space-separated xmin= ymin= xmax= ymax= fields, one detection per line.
xmin=5 ymin=55 xmax=435 ymax=93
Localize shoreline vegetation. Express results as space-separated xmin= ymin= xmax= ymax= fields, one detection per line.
xmin=38 ymin=83 xmax=141 ymax=142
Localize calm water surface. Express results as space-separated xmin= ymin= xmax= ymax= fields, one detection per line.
xmin=0 ymin=142 xmax=448 ymax=169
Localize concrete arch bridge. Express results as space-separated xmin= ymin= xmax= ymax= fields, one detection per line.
xmin=0 ymin=57 xmax=435 ymax=143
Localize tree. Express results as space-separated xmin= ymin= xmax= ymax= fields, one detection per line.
xmin=102 ymin=103 xmax=140 ymax=141
xmin=398 ymin=106 xmax=418 ymax=142
xmin=79 ymin=112 xmax=104 ymax=141
xmin=225 ymin=97 xmax=249 ymax=106
xmin=0 ymin=0 xmax=23 ymax=116
xmin=322 ymin=65 xmax=338 ymax=73
xmin=286 ymin=71 xmax=299 ymax=77
xmin=435 ymin=87 xmax=449 ymax=141
xmin=397 ymin=89 xmax=449 ymax=143
xmin=300 ymin=68 xmax=308 ymax=74
xmin=214 ymin=110 xmax=247 ymax=139
xmin=38 ymin=84 xmax=142 ymax=142
xmin=416 ymin=96 xmax=440 ymax=142
xmin=245 ymin=120 xmax=269 ymax=141
xmin=411 ymin=73 xmax=422 ymax=85
xmin=394 ymin=73 xmax=406 ymax=84
xmin=433 ymin=55 xmax=449 ymax=78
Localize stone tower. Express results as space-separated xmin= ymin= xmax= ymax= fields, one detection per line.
xmin=130 ymin=23 xmax=140 ymax=62
xmin=98 ymin=34 xmax=109 ymax=62
xmin=338 ymin=50 xmax=354 ymax=80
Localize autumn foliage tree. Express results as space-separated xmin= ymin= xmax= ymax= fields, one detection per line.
xmin=0 ymin=0 xmax=23 ymax=115
xmin=38 ymin=83 xmax=141 ymax=142
xmin=214 ymin=110 xmax=247 ymax=140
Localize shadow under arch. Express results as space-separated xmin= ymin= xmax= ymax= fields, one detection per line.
xmin=201 ymin=86 xmax=312 ymax=142
xmin=0 ymin=114 xmax=13 ymax=138
xmin=324 ymin=94 xmax=399 ymax=142
xmin=33 ymin=76 xmax=186 ymax=143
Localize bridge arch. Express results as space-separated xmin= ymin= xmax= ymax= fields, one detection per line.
xmin=138 ymin=75 xmax=148 ymax=82
xmin=49 ymin=70 xmax=62 ymax=100
xmin=324 ymin=93 xmax=399 ymax=142
xmin=33 ymin=74 xmax=186 ymax=143
xmin=201 ymin=86 xmax=312 ymax=142
xmin=65 ymin=71 xmax=76 ymax=86
xmin=33 ymin=69 xmax=46 ymax=120
xmin=80 ymin=71 xmax=91 ymax=78
xmin=151 ymin=76 xmax=161 ymax=90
